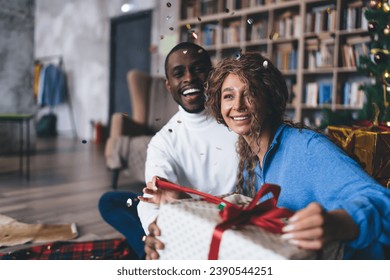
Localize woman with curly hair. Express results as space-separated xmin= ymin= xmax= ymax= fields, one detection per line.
xmin=205 ymin=52 xmax=390 ymax=259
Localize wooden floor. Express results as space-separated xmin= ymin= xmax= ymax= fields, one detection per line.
xmin=0 ymin=137 xmax=143 ymax=253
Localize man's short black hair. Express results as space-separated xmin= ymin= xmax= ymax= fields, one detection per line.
xmin=164 ymin=42 xmax=212 ymax=78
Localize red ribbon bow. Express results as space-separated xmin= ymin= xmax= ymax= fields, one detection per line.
xmin=155 ymin=178 xmax=293 ymax=260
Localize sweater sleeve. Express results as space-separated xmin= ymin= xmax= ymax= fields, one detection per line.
xmin=305 ymin=134 xmax=390 ymax=250
xmin=137 ymin=132 xmax=178 ymax=234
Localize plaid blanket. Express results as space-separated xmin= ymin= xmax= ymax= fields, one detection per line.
xmin=0 ymin=238 xmax=137 ymax=260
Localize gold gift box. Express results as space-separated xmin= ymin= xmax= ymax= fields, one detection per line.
xmin=327 ymin=125 xmax=390 ymax=188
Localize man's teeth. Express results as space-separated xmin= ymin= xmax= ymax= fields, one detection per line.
xmin=182 ymin=88 xmax=200 ymax=96
xmin=233 ymin=116 xmax=249 ymax=121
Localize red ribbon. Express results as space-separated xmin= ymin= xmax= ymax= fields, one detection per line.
xmin=155 ymin=178 xmax=294 ymax=260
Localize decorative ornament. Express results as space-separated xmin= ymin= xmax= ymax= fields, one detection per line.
xmin=374 ymin=51 xmax=388 ymax=64
xmin=383 ymin=70 xmax=390 ymax=86
xmin=369 ymin=0 xmax=383 ymax=9
xmin=384 ymin=24 xmax=390 ymax=35
xmin=368 ymin=21 xmax=378 ymax=32
xmin=384 ymin=2 xmax=390 ymax=12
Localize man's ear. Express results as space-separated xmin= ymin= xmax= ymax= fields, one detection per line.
xmin=165 ymin=80 xmax=171 ymax=94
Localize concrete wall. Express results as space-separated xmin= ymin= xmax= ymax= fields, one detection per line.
xmin=0 ymin=0 xmax=35 ymax=153
xmin=34 ymin=0 xmax=179 ymax=140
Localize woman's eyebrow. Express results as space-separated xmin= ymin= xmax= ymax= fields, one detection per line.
xmin=222 ymin=87 xmax=234 ymax=92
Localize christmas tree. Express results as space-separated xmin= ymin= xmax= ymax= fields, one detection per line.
xmin=357 ymin=0 xmax=390 ymax=124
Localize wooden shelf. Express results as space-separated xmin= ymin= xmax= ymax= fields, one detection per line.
xmin=178 ymin=0 xmax=369 ymax=127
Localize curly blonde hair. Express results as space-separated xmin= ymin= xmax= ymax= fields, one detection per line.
xmin=205 ymin=52 xmax=289 ymax=196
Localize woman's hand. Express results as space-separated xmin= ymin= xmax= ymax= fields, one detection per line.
xmin=143 ymin=219 xmax=164 ymax=260
xmin=281 ymin=202 xmax=359 ymax=250
xmin=138 ymin=176 xmax=190 ymax=205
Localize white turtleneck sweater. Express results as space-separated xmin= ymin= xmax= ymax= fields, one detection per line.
xmin=138 ymin=106 xmax=239 ymax=233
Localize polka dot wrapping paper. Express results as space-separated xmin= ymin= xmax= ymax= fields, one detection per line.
xmin=157 ymin=194 xmax=342 ymax=260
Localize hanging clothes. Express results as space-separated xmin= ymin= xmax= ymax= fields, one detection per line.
xmin=33 ymin=62 xmax=42 ymax=102
xmin=37 ymin=64 xmax=67 ymax=107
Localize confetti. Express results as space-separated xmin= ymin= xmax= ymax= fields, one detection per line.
xmin=198 ymin=49 xmax=203 ymax=53
xmin=247 ymin=18 xmax=253 ymax=24
xmin=168 ymin=129 xmax=173 ymax=133
xmin=183 ymin=50 xmax=188 ymax=54
xmin=167 ymin=2 xmax=172 ymax=8
xmin=218 ymin=202 xmax=226 ymax=210
xmin=155 ymin=118 xmax=161 ymax=121
xmin=263 ymin=60 xmax=268 ymax=68
xmin=225 ymin=8 xmax=230 ymax=13
xmin=177 ymin=120 xmax=182 ymax=123
xmin=166 ymin=15 xmax=172 ymax=20
xmin=82 ymin=140 xmax=87 ymax=144
xmin=186 ymin=23 xmax=191 ymax=30
xmin=126 ymin=198 xmax=133 ymax=207
xmin=169 ymin=27 xmax=174 ymax=31
xmin=197 ymin=16 xmax=202 ymax=22
xmin=160 ymin=35 xmax=164 ymax=40
xmin=192 ymin=32 xmax=198 ymax=39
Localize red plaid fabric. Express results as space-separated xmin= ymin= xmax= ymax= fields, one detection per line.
xmin=0 ymin=238 xmax=137 ymax=260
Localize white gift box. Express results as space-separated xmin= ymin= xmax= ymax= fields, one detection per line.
xmin=157 ymin=194 xmax=342 ymax=260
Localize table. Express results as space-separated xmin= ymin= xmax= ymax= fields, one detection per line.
xmin=0 ymin=114 xmax=34 ymax=180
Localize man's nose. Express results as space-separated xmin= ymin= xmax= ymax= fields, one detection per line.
xmin=183 ymin=69 xmax=194 ymax=82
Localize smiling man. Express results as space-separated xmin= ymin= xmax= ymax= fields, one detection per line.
xmin=138 ymin=42 xmax=239 ymax=260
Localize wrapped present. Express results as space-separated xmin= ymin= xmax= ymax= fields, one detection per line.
xmin=155 ymin=179 xmax=342 ymax=260
xmin=327 ymin=124 xmax=390 ymax=188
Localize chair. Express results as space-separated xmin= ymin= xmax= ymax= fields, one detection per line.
xmin=105 ymin=70 xmax=178 ymax=189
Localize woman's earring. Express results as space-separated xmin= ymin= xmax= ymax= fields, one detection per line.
xmin=227 ymin=126 xmax=232 ymax=132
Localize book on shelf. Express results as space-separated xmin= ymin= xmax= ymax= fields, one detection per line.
xmin=202 ymin=24 xmax=218 ymax=46
xmin=318 ymin=37 xmax=334 ymax=68
xmin=342 ymin=0 xmax=366 ymax=30
xmin=343 ymin=81 xmax=364 ymax=107
xmin=306 ymin=4 xmax=336 ymax=33
xmin=274 ymin=43 xmax=297 ymax=71
xmin=318 ymin=82 xmax=332 ymax=105
xmin=223 ymin=20 xmax=241 ymax=44
xmin=250 ymin=20 xmax=267 ymax=40
xmin=200 ymin=0 xmax=218 ymax=16
xmin=278 ymin=11 xmax=292 ymax=38
xmin=341 ymin=35 xmax=370 ymax=67
xmin=305 ymin=82 xmax=319 ymax=106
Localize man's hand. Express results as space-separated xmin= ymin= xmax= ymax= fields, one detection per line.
xmin=281 ymin=202 xmax=359 ymax=250
xmin=138 ymin=176 xmax=190 ymax=205
xmin=144 ymin=220 xmax=164 ymax=260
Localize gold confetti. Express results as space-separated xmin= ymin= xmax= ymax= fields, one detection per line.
xmin=247 ymin=18 xmax=253 ymax=24
xmin=186 ymin=23 xmax=191 ymax=30
xmin=192 ymin=32 xmax=198 ymax=39
xmin=167 ymin=2 xmax=172 ymax=8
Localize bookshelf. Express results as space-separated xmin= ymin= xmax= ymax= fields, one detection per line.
xmin=177 ymin=0 xmax=370 ymax=127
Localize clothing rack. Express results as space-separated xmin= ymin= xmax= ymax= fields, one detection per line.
xmin=35 ymin=55 xmax=78 ymax=139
